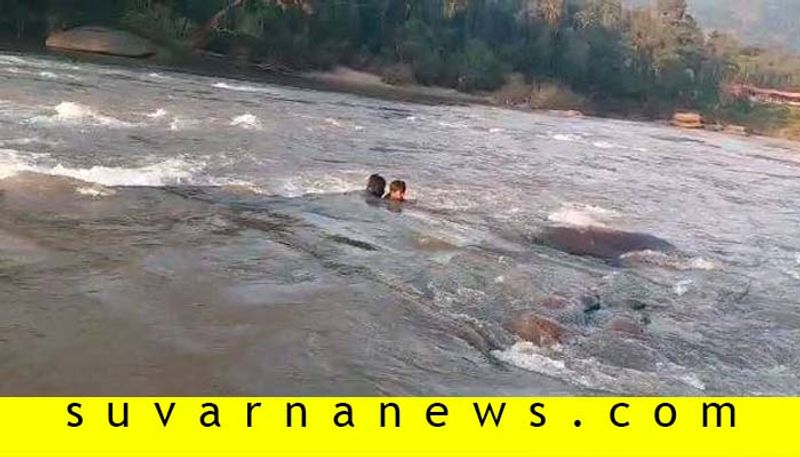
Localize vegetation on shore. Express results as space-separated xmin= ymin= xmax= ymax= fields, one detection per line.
xmin=2 ymin=0 xmax=800 ymax=139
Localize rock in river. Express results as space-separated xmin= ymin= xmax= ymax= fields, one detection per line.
xmin=533 ymin=225 xmax=676 ymax=262
xmin=508 ymin=313 xmax=570 ymax=347
xmin=46 ymin=26 xmax=156 ymax=58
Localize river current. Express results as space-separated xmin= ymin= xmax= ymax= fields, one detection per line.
xmin=1 ymin=52 xmax=799 ymax=395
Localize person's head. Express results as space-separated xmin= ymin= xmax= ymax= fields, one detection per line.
xmin=388 ymin=180 xmax=407 ymax=201
xmin=366 ymin=174 xmax=386 ymax=198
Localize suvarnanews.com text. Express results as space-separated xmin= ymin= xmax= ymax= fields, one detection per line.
xmin=64 ymin=399 xmax=736 ymax=430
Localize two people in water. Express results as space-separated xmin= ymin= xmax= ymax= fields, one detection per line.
xmin=367 ymin=174 xmax=406 ymax=202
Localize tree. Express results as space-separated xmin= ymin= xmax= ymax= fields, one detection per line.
xmin=575 ymin=0 xmax=622 ymax=30
xmin=537 ymin=0 xmax=565 ymax=28
xmin=453 ymin=38 xmax=508 ymax=91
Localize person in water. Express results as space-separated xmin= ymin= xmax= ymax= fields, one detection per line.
xmin=386 ymin=180 xmax=407 ymax=202
xmin=366 ymin=174 xmax=386 ymax=198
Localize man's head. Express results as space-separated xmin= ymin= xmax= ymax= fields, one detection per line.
xmin=366 ymin=174 xmax=386 ymax=198
xmin=388 ymin=180 xmax=407 ymax=201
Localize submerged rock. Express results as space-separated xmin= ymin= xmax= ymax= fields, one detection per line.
xmin=537 ymin=295 xmax=572 ymax=310
xmin=533 ymin=225 xmax=676 ymax=262
xmin=606 ymin=317 xmax=645 ymax=337
xmin=411 ymin=235 xmax=458 ymax=252
xmin=46 ymin=26 xmax=156 ymax=58
xmin=509 ymin=313 xmax=570 ymax=347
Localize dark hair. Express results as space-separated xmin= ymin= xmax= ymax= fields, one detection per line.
xmin=367 ymin=174 xmax=386 ymax=197
xmin=389 ymin=180 xmax=406 ymax=194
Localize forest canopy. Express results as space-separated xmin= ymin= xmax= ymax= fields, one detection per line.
xmin=2 ymin=0 xmax=799 ymax=118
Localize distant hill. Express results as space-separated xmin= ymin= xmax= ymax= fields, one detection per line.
xmin=625 ymin=0 xmax=800 ymax=52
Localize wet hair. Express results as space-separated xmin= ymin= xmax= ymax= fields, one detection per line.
xmin=367 ymin=174 xmax=386 ymax=198
xmin=389 ymin=180 xmax=406 ymax=195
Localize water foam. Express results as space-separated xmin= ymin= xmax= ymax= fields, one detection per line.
xmin=30 ymin=102 xmax=135 ymax=128
xmin=552 ymin=133 xmax=584 ymax=142
xmin=493 ymin=342 xmax=707 ymax=394
xmin=145 ymin=108 xmax=168 ymax=119
xmin=786 ymin=254 xmax=800 ymax=279
xmin=547 ymin=203 xmax=620 ymax=228
xmin=687 ymin=257 xmax=717 ymax=271
xmin=219 ymin=181 xmax=267 ymax=195
xmin=213 ymin=82 xmax=274 ymax=94
xmin=322 ymin=117 xmax=364 ymax=131
xmin=0 ymin=137 xmax=59 ymax=148
xmin=147 ymin=72 xmax=172 ymax=80
xmin=0 ymin=55 xmax=28 ymax=65
xmin=169 ymin=117 xmax=199 ymax=131
xmin=76 ymin=186 xmax=117 ymax=198
xmin=0 ymin=148 xmax=202 ymax=187
xmin=673 ymin=279 xmax=694 ymax=296
xmin=620 ymin=251 xmax=719 ymax=271
xmin=45 ymin=159 xmax=202 ymax=187
xmin=276 ymin=172 xmax=368 ymax=197
xmin=231 ymin=114 xmax=263 ymax=130
xmin=0 ymin=148 xmax=28 ymax=180
xmin=783 ymin=269 xmax=800 ymax=281
xmin=592 ymin=141 xmax=625 ymax=150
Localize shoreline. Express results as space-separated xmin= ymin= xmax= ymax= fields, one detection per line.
xmin=2 ymin=43 xmax=798 ymax=144
xmin=1 ymin=43 xmax=487 ymax=108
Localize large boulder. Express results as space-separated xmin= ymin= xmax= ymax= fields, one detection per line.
xmin=671 ymin=112 xmax=704 ymax=129
xmin=533 ymin=226 xmax=676 ymax=261
xmin=46 ymin=26 xmax=156 ymax=58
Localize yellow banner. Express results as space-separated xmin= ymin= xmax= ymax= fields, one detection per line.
xmin=0 ymin=398 xmax=793 ymax=456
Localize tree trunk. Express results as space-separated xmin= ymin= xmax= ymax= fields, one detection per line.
xmin=192 ymin=0 xmax=247 ymax=49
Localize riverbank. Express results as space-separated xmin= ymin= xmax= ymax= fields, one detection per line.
xmin=3 ymin=39 xmax=799 ymax=142
xmin=296 ymin=65 xmax=800 ymax=141
xmin=0 ymin=38 xmax=485 ymax=107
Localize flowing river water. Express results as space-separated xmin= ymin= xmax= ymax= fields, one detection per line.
xmin=1 ymin=52 xmax=799 ymax=395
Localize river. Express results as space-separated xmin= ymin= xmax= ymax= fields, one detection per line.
xmin=1 ymin=51 xmax=799 ymax=395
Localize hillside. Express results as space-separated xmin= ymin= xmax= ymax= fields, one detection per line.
xmin=627 ymin=0 xmax=800 ymax=51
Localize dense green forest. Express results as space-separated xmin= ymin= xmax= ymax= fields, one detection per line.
xmin=1 ymin=0 xmax=799 ymax=133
